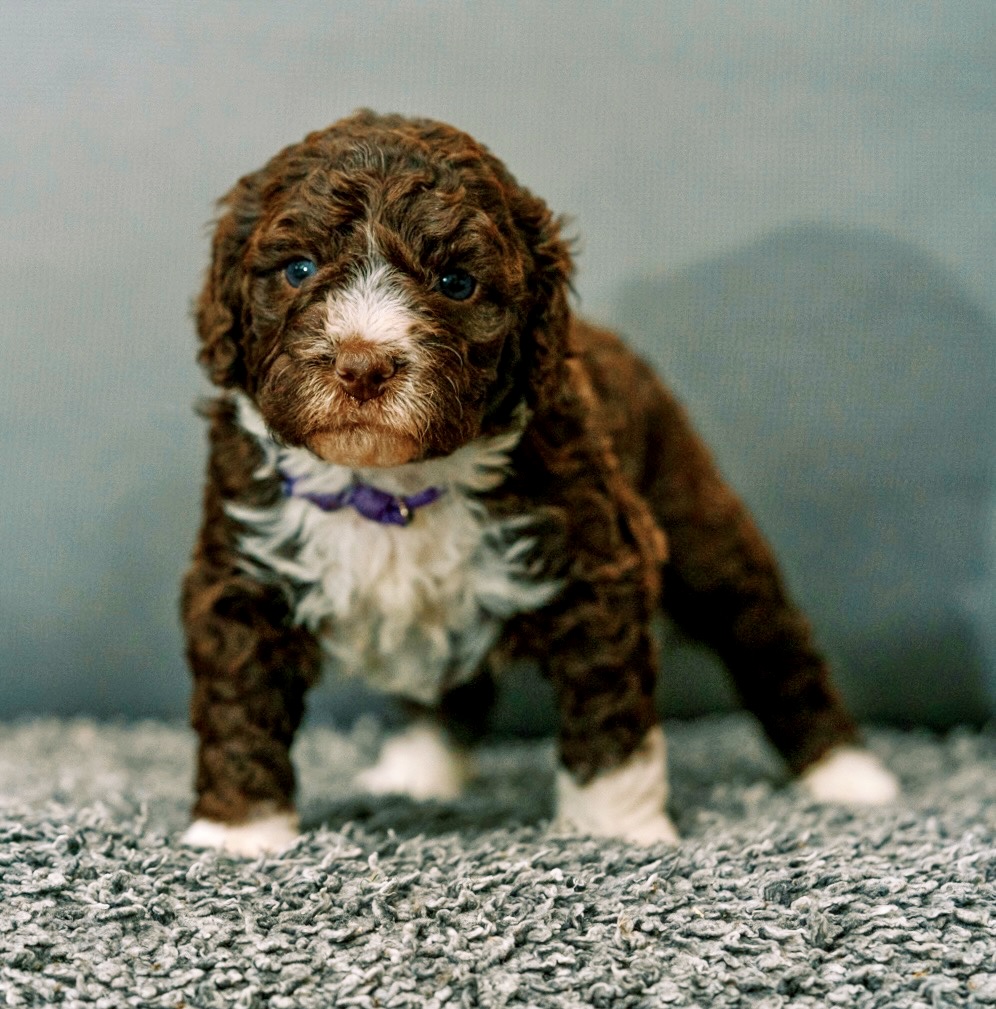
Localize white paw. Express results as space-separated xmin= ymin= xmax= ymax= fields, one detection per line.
xmin=180 ymin=812 xmax=301 ymax=858
xmin=800 ymin=746 xmax=900 ymax=806
xmin=355 ymin=722 xmax=470 ymax=801
xmin=553 ymin=725 xmax=680 ymax=846
xmin=555 ymin=810 xmax=680 ymax=847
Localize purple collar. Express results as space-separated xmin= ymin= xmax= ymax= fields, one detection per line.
xmin=280 ymin=471 xmax=445 ymax=526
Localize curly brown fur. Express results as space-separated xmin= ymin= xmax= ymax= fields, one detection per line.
xmin=182 ymin=111 xmax=864 ymax=841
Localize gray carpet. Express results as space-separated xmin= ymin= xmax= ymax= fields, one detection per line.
xmin=1 ymin=715 xmax=994 ymax=1008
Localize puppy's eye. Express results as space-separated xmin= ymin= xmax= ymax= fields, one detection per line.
xmin=283 ymin=258 xmax=318 ymax=288
xmin=438 ymin=269 xmax=477 ymax=301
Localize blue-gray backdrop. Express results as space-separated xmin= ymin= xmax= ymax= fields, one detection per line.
xmin=2 ymin=1 xmax=993 ymax=731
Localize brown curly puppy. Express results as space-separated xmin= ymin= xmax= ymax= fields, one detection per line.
xmin=181 ymin=111 xmax=897 ymax=856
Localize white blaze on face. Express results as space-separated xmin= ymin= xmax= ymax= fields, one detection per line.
xmin=324 ymin=262 xmax=419 ymax=352
xmin=308 ymin=259 xmax=432 ymax=464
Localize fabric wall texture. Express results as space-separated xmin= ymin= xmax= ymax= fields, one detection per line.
xmin=1 ymin=1 xmax=992 ymax=728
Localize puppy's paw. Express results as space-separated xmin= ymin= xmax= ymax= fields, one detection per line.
xmin=180 ymin=812 xmax=301 ymax=858
xmin=355 ymin=722 xmax=471 ymax=801
xmin=553 ymin=807 xmax=681 ymax=846
xmin=800 ymin=746 xmax=900 ymax=806
xmin=553 ymin=725 xmax=680 ymax=846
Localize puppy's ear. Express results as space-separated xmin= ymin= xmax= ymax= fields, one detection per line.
xmin=509 ymin=187 xmax=574 ymax=413
xmin=195 ymin=174 xmax=262 ymax=388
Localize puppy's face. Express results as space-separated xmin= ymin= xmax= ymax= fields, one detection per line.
xmin=198 ymin=112 xmax=570 ymax=467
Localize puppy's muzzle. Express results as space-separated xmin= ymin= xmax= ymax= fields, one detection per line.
xmin=334 ymin=341 xmax=399 ymax=403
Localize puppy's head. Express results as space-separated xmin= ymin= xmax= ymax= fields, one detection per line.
xmin=197 ymin=111 xmax=572 ymax=467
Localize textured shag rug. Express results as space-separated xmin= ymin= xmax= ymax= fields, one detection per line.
xmin=1 ymin=714 xmax=994 ymax=1008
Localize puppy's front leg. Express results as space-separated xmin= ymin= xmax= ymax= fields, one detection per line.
xmin=181 ymin=564 xmax=320 ymax=857
xmin=537 ymin=569 xmax=678 ymax=846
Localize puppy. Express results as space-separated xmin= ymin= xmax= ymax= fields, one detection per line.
xmin=181 ymin=111 xmax=898 ymax=857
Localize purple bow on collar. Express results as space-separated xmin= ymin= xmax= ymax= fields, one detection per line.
xmin=280 ymin=471 xmax=444 ymax=526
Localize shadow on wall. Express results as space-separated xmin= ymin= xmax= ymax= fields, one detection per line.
xmin=614 ymin=223 xmax=995 ymax=729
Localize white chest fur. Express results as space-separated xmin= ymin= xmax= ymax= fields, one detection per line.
xmin=227 ymin=394 xmax=559 ymax=704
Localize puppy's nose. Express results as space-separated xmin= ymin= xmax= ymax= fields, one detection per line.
xmin=334 ymin=343 xmax=397 ymax=402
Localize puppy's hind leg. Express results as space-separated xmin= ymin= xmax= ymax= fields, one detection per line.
xmin=355 ymin=669 xmax=495 ymax=801
xmin=642 ymin=388 xmax=898 ymax=803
